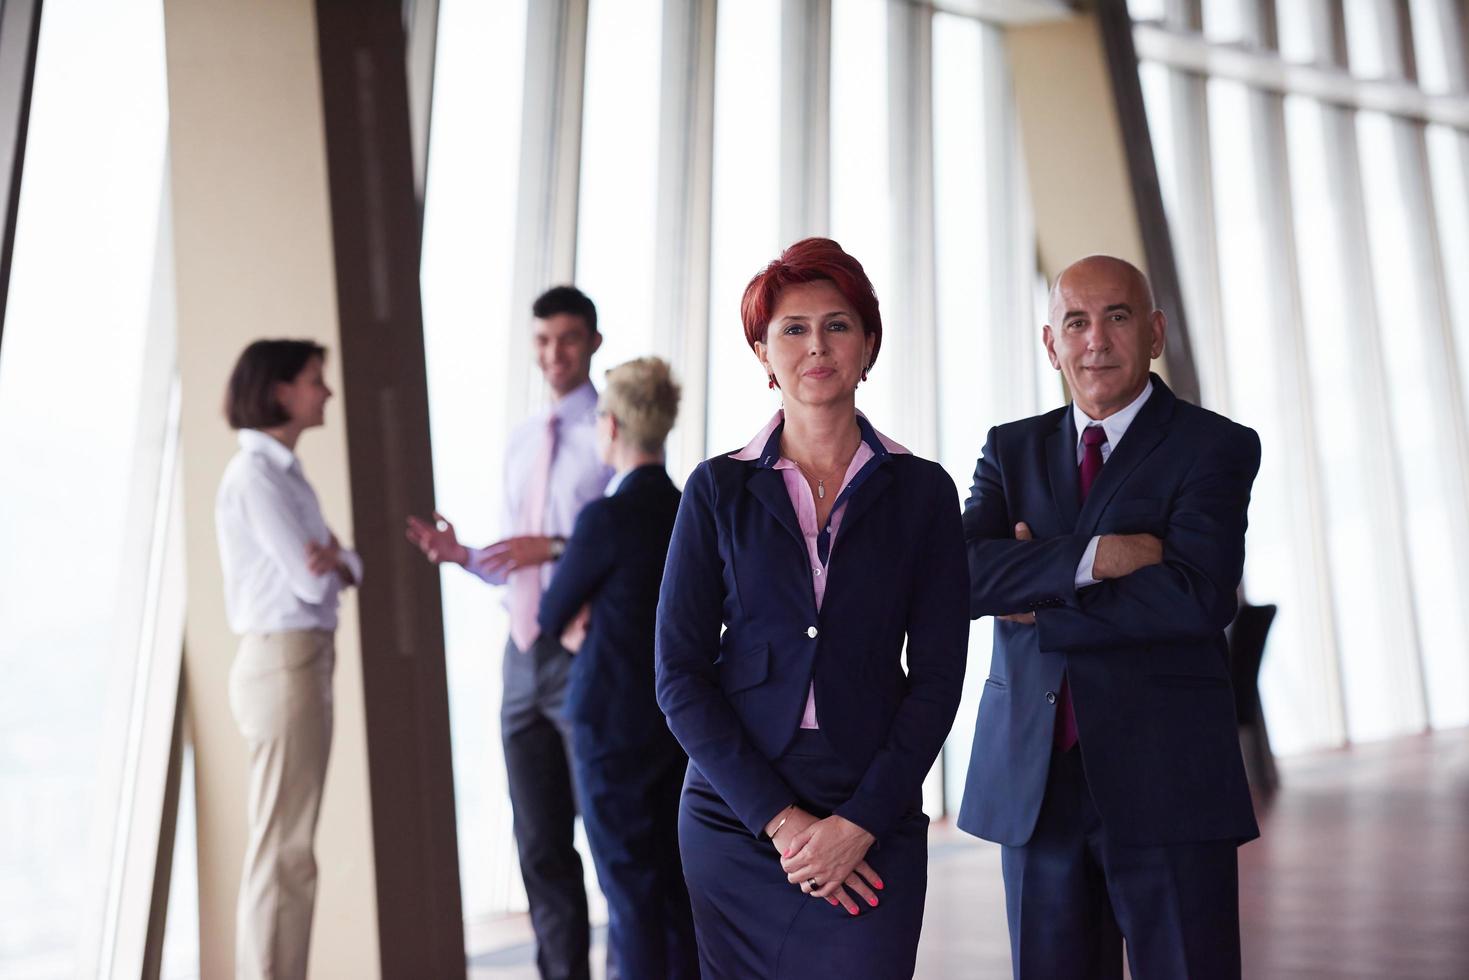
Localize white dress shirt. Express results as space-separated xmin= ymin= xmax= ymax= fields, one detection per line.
xmin=216 ymin=429 xmax=362 ymax=634
xmin=1073 ymin=380 xmax=1154 ymax=587
xmin=464 ymin=380 xmax=612 ymax=594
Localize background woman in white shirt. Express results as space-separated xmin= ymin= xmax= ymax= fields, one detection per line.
xmin=216 ymin=339 xmax=361 ymax=980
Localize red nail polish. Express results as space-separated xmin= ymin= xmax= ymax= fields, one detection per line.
xmin=874 ymin=878 xmax=884 ymax=889
xmin=867 ymin=896 xmax=878 ymax=907
xmin=848 ymin=906 xmax=858 ymax=916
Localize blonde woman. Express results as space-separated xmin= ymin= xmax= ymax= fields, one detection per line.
xmin=539 ymin=357 xmax=698 ymax=978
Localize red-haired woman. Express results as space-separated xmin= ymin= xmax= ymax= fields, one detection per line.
xmin=655 ymin=238 xmax=970 ymax=976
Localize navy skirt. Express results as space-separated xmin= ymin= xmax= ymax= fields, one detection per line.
xmin=678 ymin=730 xmax=929 ymax=979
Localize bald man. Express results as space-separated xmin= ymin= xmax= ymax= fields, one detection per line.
xmin=958 ymin=256 xmax=1260 ymax=979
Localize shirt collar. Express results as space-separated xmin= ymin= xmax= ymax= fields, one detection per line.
xmin=238 ymin=428 xmax=299 ymax=472
xmin=729 ymin=409 xmax=910 ymax=466
xmin=549 ymin=379 xmax=599 ymax=424
xmin=1073 ymin=378 xmax=1154 ymax=451
xmin=604 ymin=468 xmax=630 ymax=497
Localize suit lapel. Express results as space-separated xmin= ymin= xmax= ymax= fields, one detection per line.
xmin=1075 ymin=376 xmax=1177 ymax=536
xmin=747 ymin=467 xmax=806 ymax=551
xmin=1047 ymin=410 xmax=1082 ymax=532
xmin=830 ymin=463 xmax=893 ymax=542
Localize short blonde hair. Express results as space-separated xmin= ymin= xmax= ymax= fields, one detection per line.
xmin=601 ymin=357 xmax=681 ymax=454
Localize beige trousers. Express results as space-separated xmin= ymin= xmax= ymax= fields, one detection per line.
xmin=229 ymin=629 xmax=335 ymax=980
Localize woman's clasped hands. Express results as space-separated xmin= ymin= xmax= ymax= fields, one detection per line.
xmin=768 ymin=806 xmax=883 ymax=916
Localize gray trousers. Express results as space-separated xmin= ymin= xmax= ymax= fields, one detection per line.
xmin=502 ymin=634 xmax=590 ymax=980
xmin=228 ymin=629 xmax=334 ymax=980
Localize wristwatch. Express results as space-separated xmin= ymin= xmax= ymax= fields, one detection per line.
xmin=549 ymin=536 xmax=567 ymax=559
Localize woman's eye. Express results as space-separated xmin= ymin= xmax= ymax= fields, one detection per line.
xmin=828 ymin=321 xmax=849 ymax=332
xmin=783 ymin=324 xmax=806 ymax=335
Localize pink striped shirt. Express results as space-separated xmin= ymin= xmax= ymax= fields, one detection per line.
xmin=730 ymin=410 xmax=910 ymax=729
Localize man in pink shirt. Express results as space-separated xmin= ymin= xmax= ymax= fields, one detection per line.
xmin=408 ymin=286 xmax=612 ymax=980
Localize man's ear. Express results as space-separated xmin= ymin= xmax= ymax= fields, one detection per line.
xmin=1042 ymin=325 xmax=1061 ymax=370
xmin=1149 ymin=310 xmax=1167 ymax=359
xmin=590 ymin=330 xmax=604 ymax=355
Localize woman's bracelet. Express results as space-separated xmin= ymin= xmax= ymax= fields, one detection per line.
xmin=767 ymin=804 xmax=796 ymax=841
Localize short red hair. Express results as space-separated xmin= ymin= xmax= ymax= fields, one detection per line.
xmin=740 ymin=237 xmax=883 ymax=370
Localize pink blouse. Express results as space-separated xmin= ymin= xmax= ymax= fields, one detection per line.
xmin=730 ymin=411 xmax=910 ymax=729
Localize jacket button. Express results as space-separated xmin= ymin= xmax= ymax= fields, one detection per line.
xmin=807 ymin=626 xmax=818 ymax=638
xmin=1045 ymin=691 xmax=1057 ymax=704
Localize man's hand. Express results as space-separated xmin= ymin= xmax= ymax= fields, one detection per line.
xmin=471 ymin=535 xmax=557 ymax=576
xmin=405 ymin=511 xmax=469 ymax=566
xmin=561 ymin=604 xmax=590 ymax=653
xmin=1093 ymin=533 xmax=1163 ymax=580
xmin=998 ymin=522 xmax=1037 ymax=624
xmin=779 ymin=814 xmax=883 ymax=916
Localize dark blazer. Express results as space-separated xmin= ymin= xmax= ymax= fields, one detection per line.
xmin=540 ymin=463 xmax=682 ymax=748
xmin=655 ymin=419 xmax=970 ymax=841
xmin=958 ymin=375 xmax=1261 ymax=848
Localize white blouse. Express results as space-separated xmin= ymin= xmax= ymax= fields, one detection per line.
xmin=215 ymin=429 xmax=362 ymax=634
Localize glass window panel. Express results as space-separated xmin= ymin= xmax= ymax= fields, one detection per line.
xmin=1343 ymin=0 xmax=1390 ymax=78
xmin=576 ymin=0 xmax=663 ymax=372
xmin=1426 ymin=124 xmax=1469 ymax=501
xmin=418 ymin=0 xmax=529 ymax=920
xmin=931 ymin=15 xmax=1051 ymax=808
xmin=1282 ymin=96 xmax=1413 ymax=743
xmin=706 ymin=0 xmax=782 ymax=455
xmin=1273 ymin=2 xmax=1318 ymax=64
xmin=830 ymin=0 xmax=896 ymax=436
xmin=1127 ymin=0 xmax=1167 ymax=23
xmin=1202 ymin=0 xmax=1249 ymax=43
xmin=1407 ymin=0 xmax=1457 ymax=93
xmin=0 ymin=0 xmax=172 ymax=970
xmin=1204 ymin=79 xmax=1331 ymax=754
xmin=1357 ymin=110 xmax=1469 ymax=732
xmin=161 ymin=743 xmax=198 ymax=978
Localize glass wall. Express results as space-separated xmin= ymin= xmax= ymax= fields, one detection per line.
xmin=1133 ymin=0 xmax=1469 ymax=750
xmin=418 ymin=0 xmax=530 ymax=927
xmin=0 ymin=0 xmax=177 ymax=973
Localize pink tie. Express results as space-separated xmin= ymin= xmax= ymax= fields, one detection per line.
xmin=509 ymin=415 xmax=557 ymax=651
xmin=1055 ymin=424 xmax=1108 ymax=752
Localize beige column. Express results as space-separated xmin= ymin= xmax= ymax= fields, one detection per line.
xmin=1005 ymin=13 xmax=1148 ymax=286
xmin=164 ymin=1 xmax=380 ymax=977
xmin=1004 ymin=10 xmax=1183 ymax=391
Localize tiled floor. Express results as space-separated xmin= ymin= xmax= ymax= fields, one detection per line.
xmin=470 ymin=728 xmax=1469 ymax=979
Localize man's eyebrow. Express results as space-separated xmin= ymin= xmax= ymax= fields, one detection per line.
xmin=1104 ymin=303 xmax=1133 ymax=314
xmin=1063 ymin=309 xmax=1087 ymax=321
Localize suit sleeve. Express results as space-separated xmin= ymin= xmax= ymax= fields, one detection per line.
xmin=835 ymin=466 xmax=970 ymax=840
xmin=538 ymin=503 xmax=615 ymax=637
xmin=655 ymin=463 xmax=795 ymax=837
xmin=965 ymin=426 xmax=1092 ymax=617
xmin=1035 ymin=425 xmax=1261 ymax=651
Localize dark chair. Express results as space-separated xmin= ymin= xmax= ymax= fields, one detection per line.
xmin=1228 ymin=602 xmax=1278 ymax=796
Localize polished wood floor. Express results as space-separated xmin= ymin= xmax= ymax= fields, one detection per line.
xmin=471 ymin=728 xmax=1469 ymax=978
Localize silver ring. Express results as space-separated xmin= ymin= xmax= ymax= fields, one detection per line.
xmin=807 ymin=877 xmax=819 ymax=889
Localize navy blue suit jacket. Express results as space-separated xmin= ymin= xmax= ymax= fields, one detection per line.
xmin=958 ymin=376 xmax=1261 ymax=848
xmin=540 ymin=464 xmax=682 ymax=748
xmin=655 ymin=420 xmax=970 ymax=841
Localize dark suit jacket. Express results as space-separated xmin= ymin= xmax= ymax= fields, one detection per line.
xmin=540 ymin=464 xmax=682 ymax=748
xmin=655 ymin=418 xmax=970 ymax=840
xmin=958 ymin=375 xmax=1261 ymax=848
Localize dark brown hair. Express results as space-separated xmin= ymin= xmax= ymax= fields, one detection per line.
xmin=224 ymin=339 xmax=327 ymax=430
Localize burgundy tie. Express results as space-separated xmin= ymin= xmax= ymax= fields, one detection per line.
xmin=1055 ymin=424 xmax=1108 ymax=752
